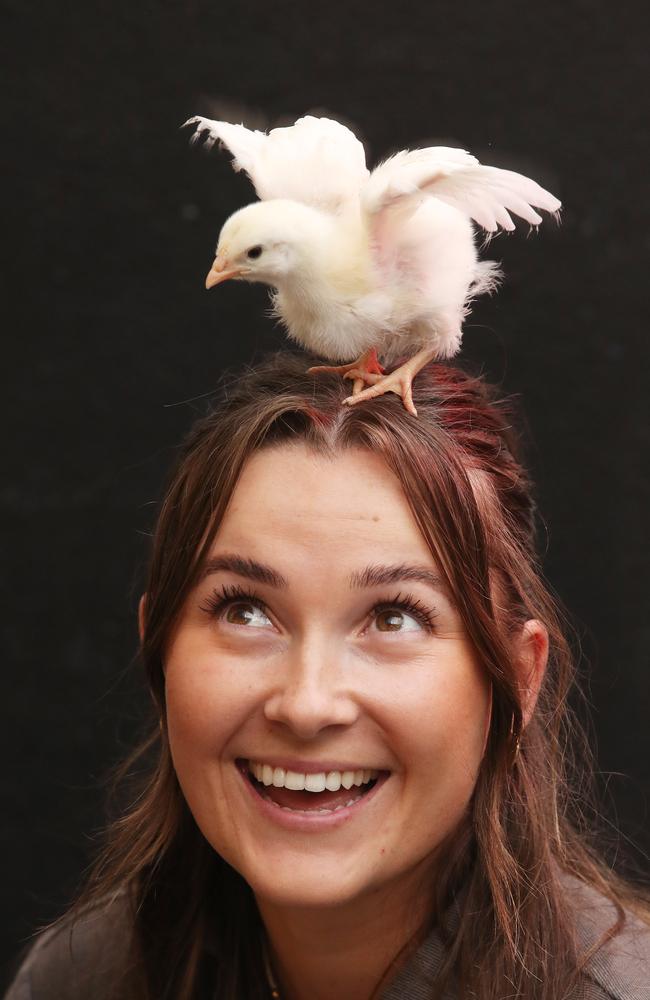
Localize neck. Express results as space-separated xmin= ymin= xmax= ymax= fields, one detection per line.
xmin=273 ymin=210 xmax=370 ymax=303
xmin=256 ymin=866 xmax=434 ymax=1000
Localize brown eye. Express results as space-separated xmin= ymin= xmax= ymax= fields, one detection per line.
xmin=247 ymin=245 xmax=263 ymax=259
xmin=375 ymin=610 xmax=406 ymax=632
xmin=225 ymin=602 xmax=270 ymax=627
xmin=371 ymin=600 xmax=434 ymax=633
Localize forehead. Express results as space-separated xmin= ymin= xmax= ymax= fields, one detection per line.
xmin=212 ymin=444 xmax=432 ymax=562
xmin=221 ymin=205 xmax=269 ymax=242
xmin=220 ymin=213 xmax=246 ymax=244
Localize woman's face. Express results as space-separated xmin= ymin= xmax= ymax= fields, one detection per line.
xmin=164 ymin=444 xmax=492 ymax=910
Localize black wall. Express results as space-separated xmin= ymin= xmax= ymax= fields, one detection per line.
xmin=3 ymin=0 xmax=649 ymax=985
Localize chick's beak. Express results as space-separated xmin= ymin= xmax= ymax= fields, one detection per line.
xmin=205 ymin=253 xmax=241 ymax=289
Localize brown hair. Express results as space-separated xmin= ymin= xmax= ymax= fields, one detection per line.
xmin=58 ymin=350 xmax=649 ymax=999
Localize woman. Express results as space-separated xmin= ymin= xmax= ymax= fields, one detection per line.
xmin=6 ymin=351 xmax=650 ymax=1000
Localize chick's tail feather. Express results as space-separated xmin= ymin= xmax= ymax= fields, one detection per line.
xmin=469 ymin=259 xmax=502 ymax=299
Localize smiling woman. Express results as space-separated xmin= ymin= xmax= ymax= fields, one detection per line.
xmin=164 ymin=443 xmax=495 ymax=925
xmin=6 ymin=352 xmax=650 ymax=1000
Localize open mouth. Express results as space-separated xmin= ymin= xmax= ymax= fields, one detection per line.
xmin=237 ymin=758 xmax=388 ymax=814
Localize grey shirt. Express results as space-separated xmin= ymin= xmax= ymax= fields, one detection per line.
xmin=5 ymin=875 xmax=650 ymax=999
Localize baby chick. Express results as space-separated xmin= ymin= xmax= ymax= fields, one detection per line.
xmin=184 ymin=114 xmax=560 ymax=415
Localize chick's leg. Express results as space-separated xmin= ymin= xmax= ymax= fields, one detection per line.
xmin=307 ymin=348 xmax=385 ymax=395
xmin=341 ymin=345 xmax=439 ymax=417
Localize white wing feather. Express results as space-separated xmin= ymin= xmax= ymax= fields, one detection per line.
xmin=183 ymin=114 xmax=369 ymax=212
xmin=362 ymin=147 xmax=561 ymax=233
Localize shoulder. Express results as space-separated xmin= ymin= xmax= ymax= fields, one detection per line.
xmin=561 ymin=871 xmax=650 ymax=1000
xmin=4 ymin=891 xmax=133 ymax=1000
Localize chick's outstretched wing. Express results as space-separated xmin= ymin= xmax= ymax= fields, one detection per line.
xmin=183 ymin=114 xmax=369 ymax=213
xmin=362 ymin=147 xmax=561 ymax=234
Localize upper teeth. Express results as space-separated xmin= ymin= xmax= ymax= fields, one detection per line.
xmin=248 ymin=760 xmax=379 ymax=792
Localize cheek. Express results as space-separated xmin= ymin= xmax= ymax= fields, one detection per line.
xmin=391 ymin=650 xmax=489 ymax=753
xmin=163 ymin=651 xmax=259 ymax=859
xmin=164 ymin=644 xmax=258 ymax=764
xmin=386 ymin=651 xmax=491 ymax=816
xmin=440 ymin=668 xmax=491 ymax=786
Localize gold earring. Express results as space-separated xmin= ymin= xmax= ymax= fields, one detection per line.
xmin=509 ymin=712 xmax=521 ymax=762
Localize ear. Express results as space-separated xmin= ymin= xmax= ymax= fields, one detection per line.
xmin=515 ymin=619 xmax=548 ymax=727
xmin=138 ymin=593 xmax=147 ymax=644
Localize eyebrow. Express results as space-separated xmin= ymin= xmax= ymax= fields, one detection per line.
xmin=349 ymin=563 xmax=444 ymax=591
xmin=202 ymin=555 xmax=288 ymax=588
xmin=202 ymin=554 xmax=445 ymax=593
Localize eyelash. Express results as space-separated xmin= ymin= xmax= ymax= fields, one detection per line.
xmin=200 ymin=583 xmax=439 ymax=633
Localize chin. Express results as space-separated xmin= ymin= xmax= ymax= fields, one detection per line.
xmin=248 ymin=869 xmax=370 ymax=910
xmin=236 ymin=848 xmax=379 ymax=910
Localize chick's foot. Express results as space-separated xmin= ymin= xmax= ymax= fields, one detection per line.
xmin=307 ymin=348 xmax=385 ymax=395
xmin=341 ymin=346 xmax=438 ymax=417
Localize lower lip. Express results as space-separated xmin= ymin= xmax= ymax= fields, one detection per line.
xmin=237 ymin=763 xmax=391 ymax=832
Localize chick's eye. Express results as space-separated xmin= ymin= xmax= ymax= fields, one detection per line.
xmin=247 ymin=245 xmax=263 ymax=260
xmin=224 ymin=602 xmax=270 ymax=627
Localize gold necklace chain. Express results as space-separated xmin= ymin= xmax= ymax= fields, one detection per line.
xmin=261 ymin=935 xmax=281 ymax=999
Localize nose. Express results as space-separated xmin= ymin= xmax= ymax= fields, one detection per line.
xmin=263 ymin=637 xmax=360 ymax=740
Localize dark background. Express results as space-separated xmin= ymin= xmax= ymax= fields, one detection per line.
xmin=3 ymin=0 xmax=649 ymax=987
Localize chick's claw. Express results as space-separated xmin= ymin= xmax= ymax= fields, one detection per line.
xmin=306 ymin=361 xmax=360 ymax=377
xmin=341 ymin=369 xmax=386 ymax=395
xmin=342 ymin=369 xmax=385 ymax=385
xmin=307 ymin=347 xmax=385 ymax=384
xmin=342 ymin=371 xmax=418 ymax=417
